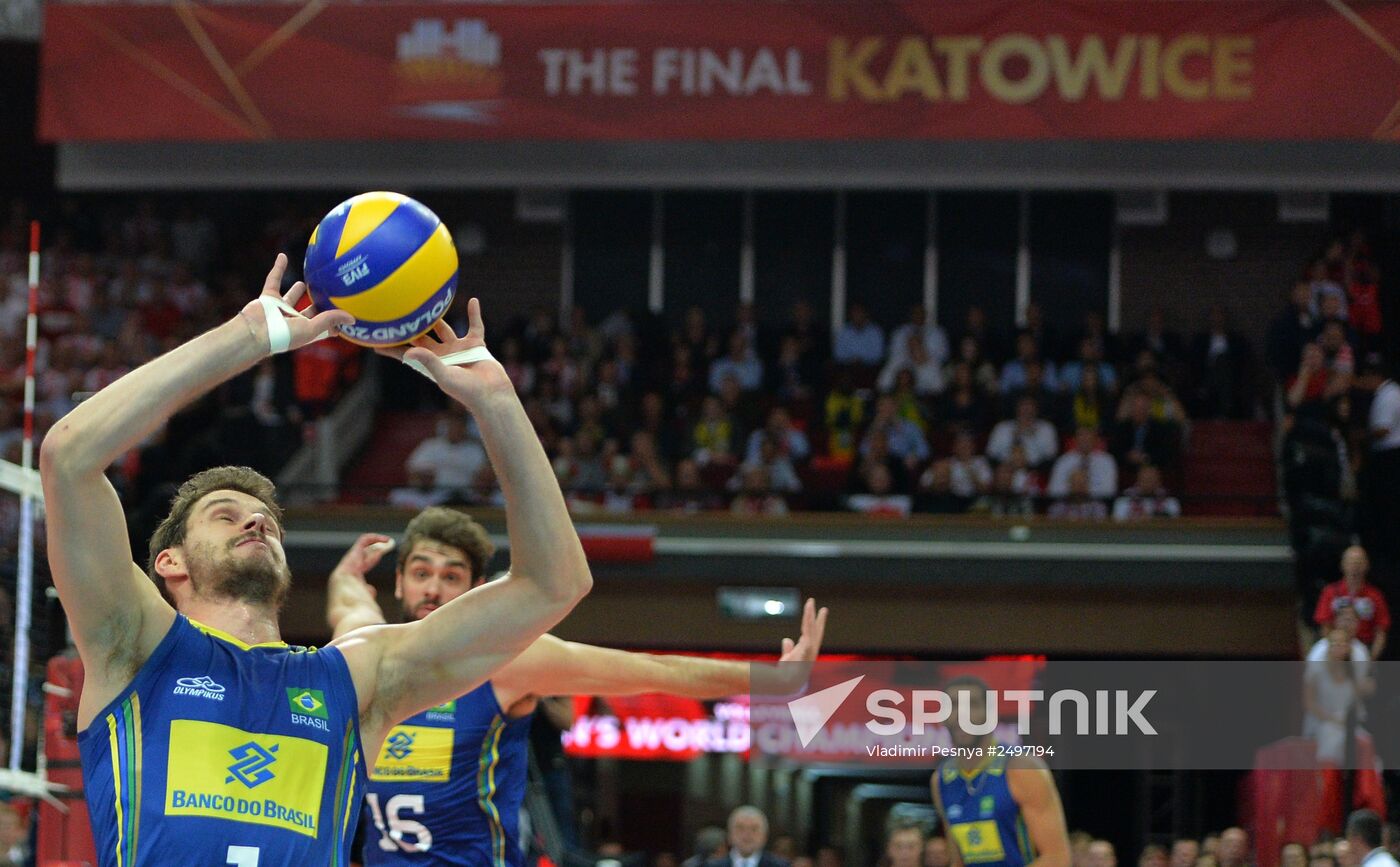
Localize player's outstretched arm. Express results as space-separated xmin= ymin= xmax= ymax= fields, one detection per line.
xmin=326 ymin=533 xmax=394 ymax=639
xmin=1007 ymin=757 xmax=1072 ymax=867
xmin=41 ymin=255 xmax=350 ymax=722
xmin=493 ymin=599 xmax=828 ymax=705
xmin=336 ymin=300 xmax=592 ymax=743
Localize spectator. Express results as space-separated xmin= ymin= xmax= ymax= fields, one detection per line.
xmin=710 ymin=331 xmax=764 ymax=394
xmin=1071 ymin=832 xmax=1094 ymax=867
xmin=925 ymin=837 xmax=952 ymax=867
xmin=730 ymin=466 xmax=789 ymax=517
xmin=1305 ymin=604 xmax=1371 ymax=677
xmin=732 ymin=435 xmax=802 ymax=494
xmin=975 ymin=444 xmax=1041 ymax=517
xmin=1283 ymin=845 xmax=1308 ymax=867
xmin=684 ymin=827 xmax=730 ymax=867
xmin=861 ymin=395 xmax=930 ymax=472
xmin=1128 ymin=308 xmax=1185 ymax=380
xmin=1287 ymin=344 xmax=1340 ymax=416
xmin=389 ymin=469 xmax=450 ymax=510
xmin=1345 ymin=812 xmax=1398 ymax=867
xmin=703 ymin=805 xmax=789 ymax=867
xmin=624 ymin=430 xmax=673 ymax=494
xmin=878 ymin=332 xmax=945 ymax=396
xmin=783 ymin=299 xmax=829 ymax=385
xmin=986 ymin=396 xmax=1059 ymax=468
xmin=939 ymin=361 xmax=992 ymax=433
xmin=1061 ymin=337 xmax=1119 ymax=394
xmin=404 ymin=410 xmax=487 ymax=501
xmin=847 ymin=462 xmax=912 ymax=517
xmin=859 ymin=428 xmax=911 ymax=492
xmin=833 ymin=301 xmax=885 ymax=368
xmin=1304 ymin=629 xmax=1370 ymax=768
xmin=1052 ymin=428 xmax=1114 ymax=501
xmin=1269 ymin=282 xmax=1321 ymax=384
xmin=816 ymin=845 xmax=845 ymax=867
xmin=1002 ymin=358 xmax=1060 ymax=421
xmin=1318 ymin=321 xmax=1357 ymax=386
xmin=1089 ymin=840 xmax=1119 ymax=867
xmin=1365 ymin=363 xmax=1400 ymax=574
xmin=770 ymin=837 xmax=797 ymax=863
xmin=658 ymin=458 xmax=725 ymax=513
xmin=1336 ymin=843 xmax=1356 ymax=867
xmin=888 ymin=369 xmax=932 ymax=432
xmin=1141 ymin=846 xmax=1169 ymax=867
xmin=679 ymin=305 xmax=720 ymax=365
xmin=772 ymin=334 xmax=816 ymax=402
xmin=1000 ymin=332 xmax=1059 ymax=395
xmin=692 ymin=395 xmax=739 ymax=466
xmin=886 ymin=822 xmax=927 ymax=867
xmin=1347 ymin=261 xmax=1383 ymax=346
xmin=1189 ymin=304 xmax=1251 ymax=418
xmin=947 ymin=334 xmax=1001 ymax=395
xmin=922 ymin=429 xmax=992 ymax=501
xmin=1021 ymin=303 xmax=1061 ymax=363
xmin=1047 ymin=468 xmax=1108 ymax=520
xmin=1173 ymin=841 xmax=1203 ymax=867
xmin=959 ymin=304 xmax=1006 ymax=365
xmin=1218 ymin=828 xmax=1250 ymax=867
xmin=1309 ymin=258 xmax=1348 ymax=320
xmin=1065 ymin=363 xmax=1114 ymax=435
xmin=1112 ymin=391 xmax=1178 ymax=472
xmin=890 ymin=304 xmax=950 ymax=368
xmin=824 ymin=371 xmax=866 ymax=462
xmin=746 ymin=407 xmax=811 ymax=465
xmin=1112 ymin=465 xmax=1182 ymax=521
xmin=1315 ymin=546 xmax=1390 ymax=659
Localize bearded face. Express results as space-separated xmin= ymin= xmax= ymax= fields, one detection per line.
xmin=183 ymin=535 xmax=292 ymax=609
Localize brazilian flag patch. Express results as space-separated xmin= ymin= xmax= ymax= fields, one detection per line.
xmin=287 ymin=688 xmax=328 ymax=720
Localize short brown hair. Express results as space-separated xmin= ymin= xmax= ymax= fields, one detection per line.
xmin=147 ymin=466 xmax=282 ymax=580
xmin=397 ymin=507 xmax=494 ymax=583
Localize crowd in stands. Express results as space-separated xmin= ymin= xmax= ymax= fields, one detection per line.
xmin=391 ymin=296 xmax=1229 ymax=520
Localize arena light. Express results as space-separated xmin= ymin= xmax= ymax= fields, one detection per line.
xmin=717 ymin=586 xmax=801 ymax=622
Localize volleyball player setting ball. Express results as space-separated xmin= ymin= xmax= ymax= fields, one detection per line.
xmin=44 ymin=185 xmax=594 ymax=866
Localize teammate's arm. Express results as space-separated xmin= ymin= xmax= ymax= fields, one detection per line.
xmin=335 ymin=302 xmax=592 ymax=743
xmin=326 ymin=533 xmax=393 ymax=639
xmin=41 ymin=256 xmax=349 ymax=723
xmin=1007 ymin=758 xmax=1072 ymax=867
xmin=492 ymin=599 xmax=828 ymax=705
xmin=929 ymin=771 xmax=965 ymax=867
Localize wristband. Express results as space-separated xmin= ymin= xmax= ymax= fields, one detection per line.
xmin=253 ymin=295 xmax=334 ymax=354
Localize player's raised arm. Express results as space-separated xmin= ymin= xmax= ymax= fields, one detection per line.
xmin=40 ymin=255 xmax=350 ymax=723
xmin=326 ymin=533 xmax=394 ymax=639
xmin=335 ymin=299 xmax=593 ymax=742
xmin=492 ymin=599 xmax=828 ymax=705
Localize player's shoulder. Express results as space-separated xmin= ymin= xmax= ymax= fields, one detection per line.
xmin=1006 ymin=753 xmax=1051 ymax=773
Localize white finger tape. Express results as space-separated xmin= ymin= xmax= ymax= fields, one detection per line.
xmin=402 ymin=346 xmax=495 ymax=382
xmin=256 ymin=295 xmax=333 ymax=354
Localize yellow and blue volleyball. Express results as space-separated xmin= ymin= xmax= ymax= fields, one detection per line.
xmin=304 ymin=192 xmax=458 ymax=347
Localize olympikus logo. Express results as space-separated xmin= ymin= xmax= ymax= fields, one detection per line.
xmin=173 ymin=675 xmax=226 ymax=701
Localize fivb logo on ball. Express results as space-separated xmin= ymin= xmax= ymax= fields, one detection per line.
xmin=304 ymin=192 xmax=459 ymax=348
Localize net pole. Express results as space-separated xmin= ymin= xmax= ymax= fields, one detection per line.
xmin=9 ymin=221 xmax=39 ymax=772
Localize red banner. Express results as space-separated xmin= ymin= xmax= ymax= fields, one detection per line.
xmin=38 ymin=1 xmax=1400 ymax=141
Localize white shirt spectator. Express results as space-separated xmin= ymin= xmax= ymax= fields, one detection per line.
xmin=985 ymin=419 xmax=1059 ymax=466
xmin=876 ymin=354 xmax=945 ymax=395
xmin=406 ymin=433 xmax=487 ymax=492
xmin=1047 ymin=451 xmax=1118 ymax=499
xmin=1362 ymin=848 xmax=1400 ymax=867
xmin=945 ymin=456 xmax=993 ymax=498
xmin=1306 ymin=636 xmax=1371 ymax=680
xmin=1370 ymin=378 xmax=1400 ymax=451
xmin=889 ymin=321 xmax=950 ymax=368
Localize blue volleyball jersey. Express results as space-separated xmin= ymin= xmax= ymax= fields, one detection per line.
xmin=935 ymin=754 xmax=1035 ymax=867
xmin=78 ymin=614 xmax=367 ymax=867
xmin=361 ymin=682 xmax=531 ymax=867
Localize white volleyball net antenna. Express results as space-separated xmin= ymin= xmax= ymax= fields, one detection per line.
xmin=0 ymin=222 xmax=65 ymax=803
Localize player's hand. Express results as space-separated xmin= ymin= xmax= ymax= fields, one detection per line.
xmin=778 ymin=598 xmax=829 ymax=665
xmin=755 ymin=598 xmax=828 ymax=697
xmin=239 ymin=254 xmax=353 ymax=353
xmin=333 ymin=533 xmax=394 ymax=584
xmin=378 ymin=298 xmax=513 ymax=407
